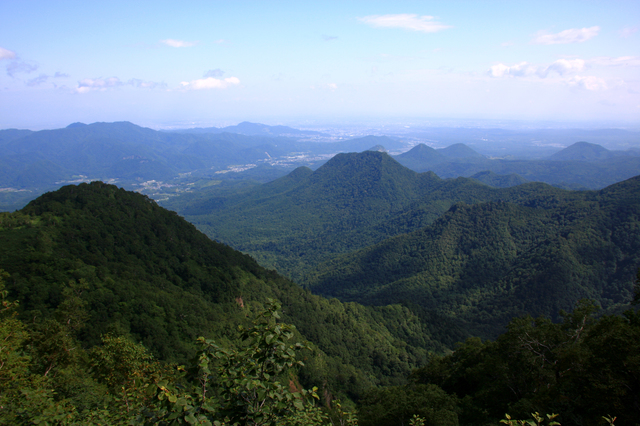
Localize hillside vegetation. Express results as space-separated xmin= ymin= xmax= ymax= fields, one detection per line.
xmin=177 ymin=151 xmax=640 ymax=339
xmin=0 ymin=182 xmax=459 ymax=401
xmin=1 ymin=182 xmax=638 ymax=425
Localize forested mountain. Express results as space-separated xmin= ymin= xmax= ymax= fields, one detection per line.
xmin=305 ymin=175 xmax=640 ymax=337
xmin=174 ymin=151 xmax=511 ymax=280
xmin=3 ymin=121 xmax=639 ymax=214
xmin=2 ymin=182 xmax=638 ymax=425
xmin=0 ymin=181 xmax=461 ymax=401
xmin=177 ymin=151 xmax=640 ymax=339
xmin=0 ymin=122 xmax=410 ymax=211
xmin=395 ymin=142 xmax=640 ymax=189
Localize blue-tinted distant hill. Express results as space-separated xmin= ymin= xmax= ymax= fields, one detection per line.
xmin=0 ymin=121 xmax=410 ymax=210
xmin=548 ymin=141 xmax=620 ymax=161
xmin=169 ymin=121 xmax=330 ymax=137
xmin=395 ymin=142 xmax=640 ymax=189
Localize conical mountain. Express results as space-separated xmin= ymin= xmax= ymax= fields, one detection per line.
xmin=394 ymin=144 xmax=445 ymax=171
xmin=179 ymin=150 xmax=505 ymax=280
xmin=438 ymin=143 xmax=484 ymax=159
xmin=549 ymin=141 xmax=615 ymax=161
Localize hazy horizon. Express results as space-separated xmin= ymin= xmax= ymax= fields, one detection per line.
xmin=1 ymin=1 xmax=639 ymax=130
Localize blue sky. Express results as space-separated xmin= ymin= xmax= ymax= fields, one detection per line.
xmin=1 ymin=0 xmax=639 ymax=129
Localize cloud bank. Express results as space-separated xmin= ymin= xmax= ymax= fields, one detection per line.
xmin=76 ymin=77 xmax=166 ymax=93
xmin=180 ymin=76 xmax=240 ymax=90
xmin=568 ymin=76 xmax=607 ymax=91
xmin=489 ymin=59 xmax=586 ymax=78
xmin=358 ymin=14 xmax=452 ymax=33
xmin=532 ymin=26 xmax=599 ymax=44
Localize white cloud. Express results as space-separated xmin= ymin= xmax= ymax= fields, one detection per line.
xmin=532 ymin=26 xmax=599 ymax=45
xmin=489 ymin=62 xmax=537 ymax=78
xmin=76 ymin=76 xmax=167 ymax=92
xmin=76 ymin=77 xmax=124 ymax=93
xmin=489 ymin=59 xmax=585 ymax=78
xmin=0 ymin=47 xmax=16 ymax=60
xmin=358 ymin=14 xmax=452 ymax=33
xmin=568 ymin=76 xmax=607 ymax=91
xmin=327 ymin=83 xmax=337 ymax=91
xmin=322 ymin=34 xmax=338 ymax=41
xmin=543 ymin=59 xmax=586 ymax=76
xmin=180 ymin=76 xmax=240 ymax=90
xmin=161 ymin=39 xmax=198 ymax=48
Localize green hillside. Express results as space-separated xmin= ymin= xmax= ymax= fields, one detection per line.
xmin=0 ymin=181 xmax=456 ymax=400
xmin=177 ymin=151 xmax=510 ymax=281
xmin=305 ymin=175 xmax=640 ymax=337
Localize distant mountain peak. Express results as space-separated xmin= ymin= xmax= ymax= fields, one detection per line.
xmin=66 ymin=122 xmax=87 ymax=128
xmin=549 ymin=141 xmax=613 ymax=161
xmin=311 ymin=151 xmax=415 ymax=186
xmin=438 ymin=143 xmax=484 ymax=159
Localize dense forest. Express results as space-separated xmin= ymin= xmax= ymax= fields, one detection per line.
xmin=1 ymin=180 xmax=639 ymax=424
xmin=174 ymin=151 xmax=640 ymax=339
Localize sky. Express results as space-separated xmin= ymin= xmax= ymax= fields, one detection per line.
xmin=1 ymin=0 xmax=639 ymax=130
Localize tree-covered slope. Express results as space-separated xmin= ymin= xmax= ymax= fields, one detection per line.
xmin=178 ymin=151 xmax=511 ymax=280
xmin=305 ymin=176 xmax=640 ymax=337
xmin=0 ymin=181 xmax=455 ymax=398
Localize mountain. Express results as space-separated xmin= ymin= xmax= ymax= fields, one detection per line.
xmin=171 ymin=121 xmax=334 ymax=139
xmin=395 ymin=142 xmax=640 ymax=189
xmin=304 ymin=175 xmax=640 ymax=337
xmin=438 ymin=143 xmax=485 ymax=159
xmin=548 ymin=141 xmax=617 ymax=161
xmin=0 ymin=181 xmax=462 ymax=399
xmin=171 ymin=121 xmax=329 ymax=137
xmin=177 ymin=151 xmax=512 ymax=280
xmin=394 ymin=144 xmax=445 ymax=170
xmin=176 ymin=149 xmax=639 ymax=337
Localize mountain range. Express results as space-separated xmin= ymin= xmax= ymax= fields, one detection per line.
xmin=0 ymin=181 xmax=466 ymax=400
xmin=175 ymin=150 xmax=640 ymax=338
xmin=395 ymin=141 xmax=640 ymax=189
xmin=2 ymin=121 xmax=640 ymax=213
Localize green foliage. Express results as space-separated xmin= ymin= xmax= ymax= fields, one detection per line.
xmin=501 ymin=413 xmax=560 ymax=426
xmin=0 ymin=289 xmax=343 ymax=425
xmin=412 ymin=301 xmax=640 ymax=425
xmin=306 ymin=176 xmax=640 ymax=338
xmin=357 ymin=383 xmax=459 ymax=426
xmin=165 ymin=299 xmax=324 ymax=426
xmin=0 ymin=182 xmax=447 ymax=408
